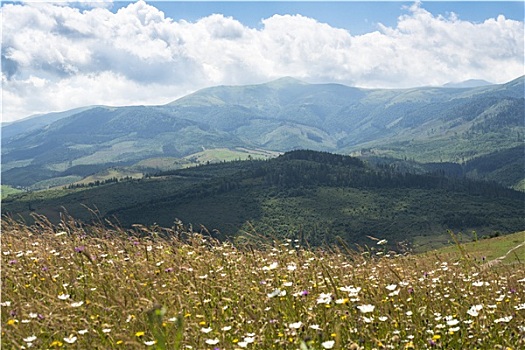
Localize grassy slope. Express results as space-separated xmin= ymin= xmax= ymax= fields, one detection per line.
xmin=73 ymin=169 xmax=144 ymax=185
xmin=183 ymin=147 xmax=280 ymax=164
xmin=426 ymin=231 xmax=525 ymax=263
xmin=1 ymin=185 xmax=23 ymax=199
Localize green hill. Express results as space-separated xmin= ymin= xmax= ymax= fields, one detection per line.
xmin=3 ymin=150 xmax=523 ymax=250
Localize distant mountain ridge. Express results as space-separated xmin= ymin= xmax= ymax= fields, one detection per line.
xmin=1 ymin=106 xmax=101 ymax=140
xmin=2 ymin=75 xmax=524 ymax=189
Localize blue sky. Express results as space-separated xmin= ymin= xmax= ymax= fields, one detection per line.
xmin=111 ymin=1 xmax=525 ymax=34
xmin=165 ymin=2 xmax=524 ymax=33
xmin=2 ymin=1 xmax=524 ymax=121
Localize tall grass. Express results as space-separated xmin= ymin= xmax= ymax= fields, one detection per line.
xmin=1 ymin=215 xmax=523 ymax=349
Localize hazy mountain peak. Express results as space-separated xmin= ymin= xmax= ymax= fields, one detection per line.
xmin=265 ymin=76 xmax=308 ymax=86
xmin=443 ymin=79 xmax=493 ymax=88
xmin=168 ymin=76 xmax=310 ymax=107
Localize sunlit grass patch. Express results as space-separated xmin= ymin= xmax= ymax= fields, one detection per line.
xmin=1 ymin=185 xmax=23 ymax=200
xmin=1 ymin=216 xmax=524 ymax=349
xmin=429 ymin=231 xmax=525 ymax=263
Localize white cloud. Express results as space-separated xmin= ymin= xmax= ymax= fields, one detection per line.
xmin=1 ymin=1 xmax=523 ymax=122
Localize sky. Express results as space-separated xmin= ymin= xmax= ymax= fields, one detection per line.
xmin=1 ymin=1 xmax=524 ymax=122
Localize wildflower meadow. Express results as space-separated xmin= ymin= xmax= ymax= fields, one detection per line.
xmin=1 ymin=215 xmax=524 ymax=349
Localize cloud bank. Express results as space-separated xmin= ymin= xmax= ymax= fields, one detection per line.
xmin=2 ymin=1 xmax=523 ymax=122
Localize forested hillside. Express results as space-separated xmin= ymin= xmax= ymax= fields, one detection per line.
xmin=3 ymin=150 xmax=523 ymax=250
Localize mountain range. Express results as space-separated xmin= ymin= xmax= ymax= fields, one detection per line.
xmin=2 ymin=76 xmax=524 ymax=190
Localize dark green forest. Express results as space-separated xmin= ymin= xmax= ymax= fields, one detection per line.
xmin=3 ymin=150 xmax=523 ymax=250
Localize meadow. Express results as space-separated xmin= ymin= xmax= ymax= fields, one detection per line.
xmin=1 ymin=215 xmax=523 ymax=349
